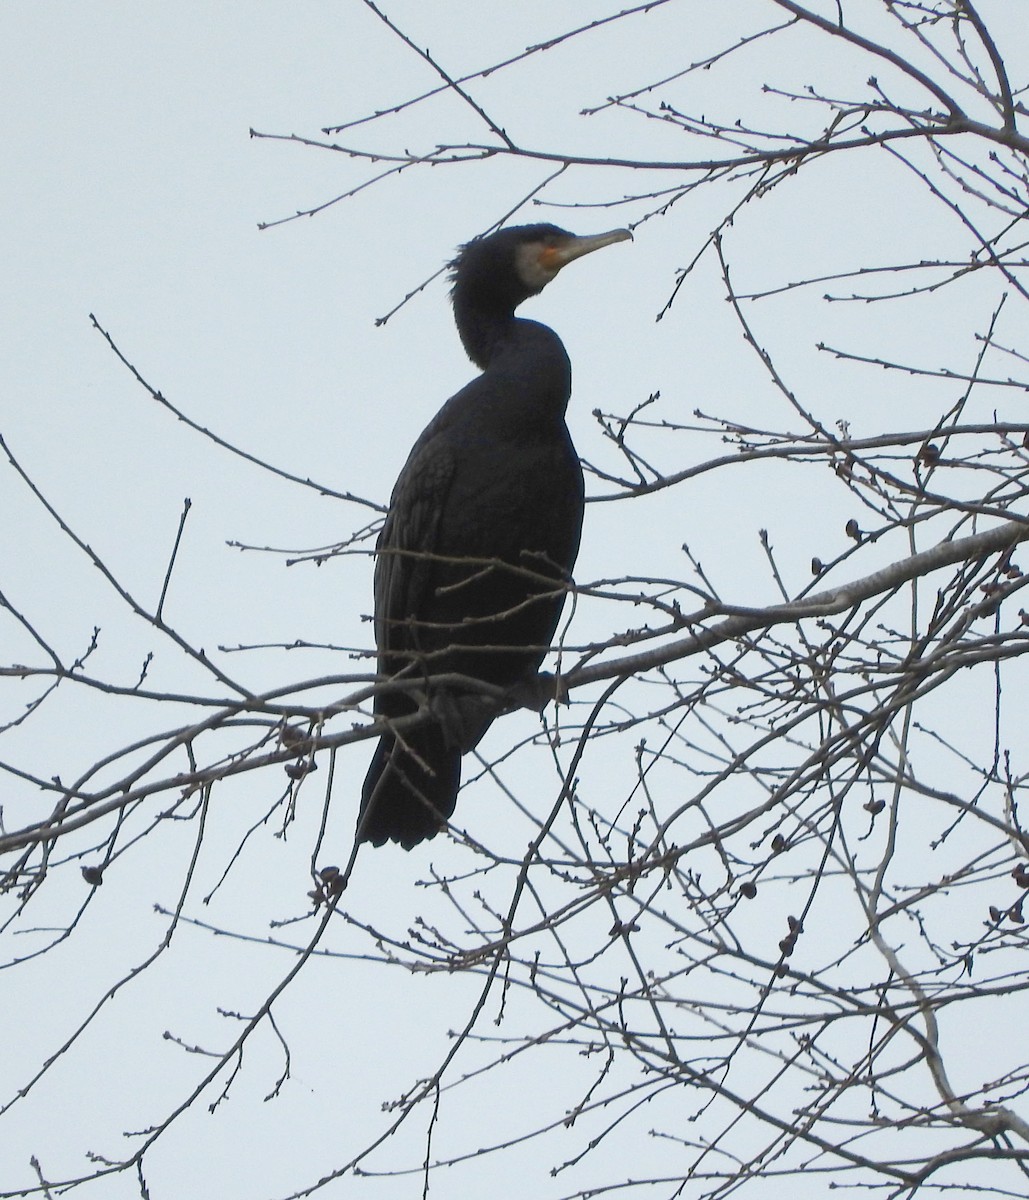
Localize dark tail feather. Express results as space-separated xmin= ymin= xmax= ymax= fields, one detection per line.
xmin=358 ymin=725 xmax=462 ymax=850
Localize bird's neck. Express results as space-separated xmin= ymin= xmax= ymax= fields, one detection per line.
xmin=454 ymin=295 xmax=526 ymax=369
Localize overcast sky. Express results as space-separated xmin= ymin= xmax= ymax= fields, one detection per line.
xmin=3 ymin=4 xmax=1026 ymax=1199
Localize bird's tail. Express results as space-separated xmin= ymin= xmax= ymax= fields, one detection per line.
xmin=357 ymin=725 xmax=462 ymax=850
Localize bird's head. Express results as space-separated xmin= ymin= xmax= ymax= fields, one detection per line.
xmin=451 ymin=224 xmax=632 ymax=314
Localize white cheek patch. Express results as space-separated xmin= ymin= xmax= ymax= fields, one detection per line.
xmin=515 ymin=241 xmax=559 ymax=292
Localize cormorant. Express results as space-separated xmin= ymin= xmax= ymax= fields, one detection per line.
xmin=358 ymin=223 xmax=631 ymax=849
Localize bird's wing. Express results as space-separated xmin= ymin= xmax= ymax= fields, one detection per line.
xmin=373 ymin=430 xmax=458 ymax=663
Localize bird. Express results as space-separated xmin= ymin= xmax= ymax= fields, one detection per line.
xmin=357 ymin=223 xmax=631 ymax=849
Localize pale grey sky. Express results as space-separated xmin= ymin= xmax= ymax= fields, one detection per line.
xmin=3 ymin=4 xmax=1027 ymax=1198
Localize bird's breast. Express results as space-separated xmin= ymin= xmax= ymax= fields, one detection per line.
xmin=437 ymin=432 xmax=583 ymax=563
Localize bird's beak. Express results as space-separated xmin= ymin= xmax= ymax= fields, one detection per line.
xmin=546 ymin=228 xmax=633 ymax=272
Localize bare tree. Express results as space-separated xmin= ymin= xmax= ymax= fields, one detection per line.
xmin=4 ymin=3 xmax=1029 ymax=1197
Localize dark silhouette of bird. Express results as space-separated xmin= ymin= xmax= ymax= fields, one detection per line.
xmin=358 ymin=223 xmax=631 ymax=849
